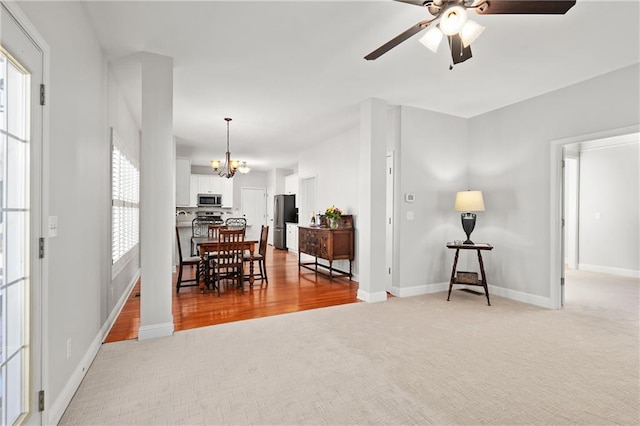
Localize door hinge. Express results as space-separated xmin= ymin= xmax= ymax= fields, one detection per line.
xmin=39 ymin=237 xmax=45 ymax=259
xmin=39 ymin=390 xmax=45 ymax=411
xmin=389 ymin=167 xmax=392 ymax=175
xmin=561 ymin=218 xmax=565 ymax=227
xmin=561 ymin=159 xmax=565 ymax=168
xmin=40 ymin=84 xmax=45 ymax=106
xmin=388 ymin=267 xmax=391 ymax=274
xmin=561 ymin=277 xmax=565 ymax=287
xmin=388 ymin=217 xmax=391 ymax=225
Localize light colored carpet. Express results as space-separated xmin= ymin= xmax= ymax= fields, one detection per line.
xmin=61 ymin=272 xmax=639 ymax=425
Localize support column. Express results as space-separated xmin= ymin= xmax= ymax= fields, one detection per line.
xmin=357 ymin=98 xmax=388 ymax=303
xmin=138 ymin=52 xmax=174 ymax=340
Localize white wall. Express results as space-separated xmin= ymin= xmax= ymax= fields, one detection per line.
xmin=579 ymin=142 xmax=640 ymax=274
xmin=107 ymin=70 xmax=141 ymax=317
xmin=298 ymin=124 xmax=360 ymax=275
xmin=393 ymin=106 xmax=468 ymax=294
xmin=17 ymin=0 xmax=110 ymax=420
xmin=468 ymin=64 xmax=640 ymax=301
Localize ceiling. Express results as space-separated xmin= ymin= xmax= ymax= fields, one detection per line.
xmin=81 ymin=0 xmax=640 ymax=170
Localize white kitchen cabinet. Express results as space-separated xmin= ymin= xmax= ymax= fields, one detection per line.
xmin=286 ymin=222 xmax=298 ymax=253
xmin=196 ymin=174 xmax=221 ymax=194
xmin=189 ymin=175 xmax=198 ymax=206
xmin=176 ymin=158 xmax=191 ymax=206
xmin=220 ymin=177 xmax=233 ymax=208
xmin=284 ymin=173 xmax=299 ymax=208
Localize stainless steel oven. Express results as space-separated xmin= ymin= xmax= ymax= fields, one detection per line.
xmin=197 ymin=193 xmax=222 ymax=207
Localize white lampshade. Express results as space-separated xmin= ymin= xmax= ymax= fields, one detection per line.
xmin=419 ymin=26 xmax=443 ymax=53
xmin=460 ymin=20 xmax=485 ymax=47
xmin=439 ymin=5 xmax=468 ymax=36
xmin=454 ymin=190 xmax=485 ymax=212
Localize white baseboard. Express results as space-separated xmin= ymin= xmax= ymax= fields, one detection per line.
xmin=488 ymin=284 xmax=553 ymax=309
xmin=356 ymin=289 xmax=387 ymax=303
xmin=578 ymin=263 xmax=640 ymax=279
xmin=389 ymin=282 xmax=449 ymax=297
xmin=388 ymin=281 xmax=553 ymax=309
xmin=46 ymin=271 xmax=140 ymax=425
xmin=138 ymin=321 xmax=175 ymax=341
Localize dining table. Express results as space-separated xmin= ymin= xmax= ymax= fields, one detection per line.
xmin=192 ymin=236 xmax=258 ymax=292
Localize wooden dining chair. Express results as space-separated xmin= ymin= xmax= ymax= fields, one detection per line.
xmin=213 ymin=228 xmax=246 ymax=294
xmin=244 ymin=225 xmax=269 ymax=285
xmin=207 ymin=224 xmax=225 ymax=239
xmin=225 ymin=217 xmax=247 ymax=231
xmin=175 ymin=226 xmax=201 ymax=293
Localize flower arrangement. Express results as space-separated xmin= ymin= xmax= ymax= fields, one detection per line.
xmin=324 ymin=206 xmax=343 ymax=220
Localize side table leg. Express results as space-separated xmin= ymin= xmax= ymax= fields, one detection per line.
xmin=447 ymin=249 xmax=460 ymax=301
xmin=477 ymin=250 xmax=491 ymax=306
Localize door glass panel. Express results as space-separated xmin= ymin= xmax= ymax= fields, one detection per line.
xmin=0 ymin=47 xmax=29 ymax=425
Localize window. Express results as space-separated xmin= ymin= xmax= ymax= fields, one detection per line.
xmin=111 ymin=135 xmax=139 ymax=268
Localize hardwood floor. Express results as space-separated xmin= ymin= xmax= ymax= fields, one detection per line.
xmin=104 ymin=246 xmax=359 ymax=343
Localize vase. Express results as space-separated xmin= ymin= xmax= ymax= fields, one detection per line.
xmin=328 ymin=217 xmax=339 ymax=229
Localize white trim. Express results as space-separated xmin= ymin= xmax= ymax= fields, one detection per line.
xmin=487 ymin=285 xmax=552 ymax=309
xmin=138 ymin=322 xmax=175 ymax=341
xmin=549 ymin=125 xmax=640 ymax=310
xmin=356 ymin=289 xmax=387 ymax=303
xmin=1 ymin=1 xmax=51 ymax=424
xmin=389 ymin=281 xmax=448 ymax=297
xmin=47 ymin=269 xmax=139 ymax=424
xmin=578 ymin=264 xmax=640 ymax=279
xmin=46 ymin=330 xmax=102 ymax=425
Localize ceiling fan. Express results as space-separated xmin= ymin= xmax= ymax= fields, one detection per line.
xmin=365 ymin=0 xmax=576 ymax=67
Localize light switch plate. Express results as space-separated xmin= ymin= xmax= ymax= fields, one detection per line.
xmin=48 ymin=216 xmax=58 ymax=237
xmin=405 ymin=193 xmax=415 ymax=203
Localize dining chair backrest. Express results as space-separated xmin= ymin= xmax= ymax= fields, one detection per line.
xmin=225 ymin=217 xmax=247 ymax=229
xmin=175 ymin=226 xmax=185 ymax=262
xmin=259 ymin=225 xmax=269 ymax=257
xmin=208 ymin=224 xmax=225 ymax=239
xmin=216 ymin=228 xmax=245 ymax=265
xmin=192 ymin=217 xmax=219 ymax=237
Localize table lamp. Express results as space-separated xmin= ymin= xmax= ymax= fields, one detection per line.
xmin=454 ymin=190 xmax=485 ymax=245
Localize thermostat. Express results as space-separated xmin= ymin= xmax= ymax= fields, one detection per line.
xmin=405 ymin=193 xmax=415 ymax=203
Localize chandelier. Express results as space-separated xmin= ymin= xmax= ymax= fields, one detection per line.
xmin=210 ymin=117 xmax=250 ymax=178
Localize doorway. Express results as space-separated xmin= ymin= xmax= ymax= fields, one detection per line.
xmin=551 ymin=127 xmax=640 ymax=309
xmin=0 ymin=3 xmax=46 ymax=423
xmin=241 ymin=187 xmax=266 ymax=241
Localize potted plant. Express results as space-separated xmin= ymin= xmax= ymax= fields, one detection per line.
xmin=324 ymin=206 xmax=343 ymax=229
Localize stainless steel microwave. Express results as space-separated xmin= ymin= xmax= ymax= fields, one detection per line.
xmin=197 ymin=193 xmax=222 ymax=207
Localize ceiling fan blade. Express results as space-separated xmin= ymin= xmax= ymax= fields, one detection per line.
xmin=448 ymin=34 xmax=472 ymax=64
xmin=393 ymin=0 xmax=430 ymax=7
xmin=475 ymin=0 xmax=576 ymax=15
xmin=365 ymin=19 xmax=433 ymax=60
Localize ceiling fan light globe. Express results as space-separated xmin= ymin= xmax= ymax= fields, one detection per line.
xmin=419 ymin=26 xmax=443 ymax=53
xmin=238 ymin=162 xmax=251 ymax=174
xmin=460 ymin=20 xmax=485 ymax=47
xmin=439 ymin=5 xmax=468 ymax=36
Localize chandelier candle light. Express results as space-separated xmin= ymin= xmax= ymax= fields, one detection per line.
xmin=454 ymin=190 xmax=484 ymax=245
xmin=210 ymin=117 xmax=250 ymax=178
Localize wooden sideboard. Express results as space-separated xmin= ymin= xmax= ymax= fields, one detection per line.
xmin=298 ymin=215 xmax=354 ymax=280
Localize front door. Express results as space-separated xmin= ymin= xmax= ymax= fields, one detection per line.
xmin=0 ymin=3 xmax=45 ymax=424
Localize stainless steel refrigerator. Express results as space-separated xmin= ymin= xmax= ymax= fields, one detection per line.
xmin=273 ymin=194 xmax=296 ymax=249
